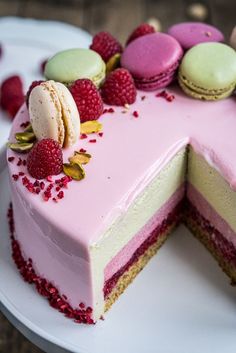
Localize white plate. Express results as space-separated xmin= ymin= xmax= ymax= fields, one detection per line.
xmin=0 ymin=168 xmax=236 ymax=353
xmin=0 ymin=17 xmax=92 ymax=172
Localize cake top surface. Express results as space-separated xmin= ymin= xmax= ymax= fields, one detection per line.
xmin=7 ymin=86 xmax=236 ymax=253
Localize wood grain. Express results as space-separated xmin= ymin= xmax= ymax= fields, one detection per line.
xmin=0 ymin=0 xmax=21 ymax=15
xmin=0 ymin=0 xmax=235 ymax=351
xmin=209 ymin=0 xmax=236 ymax=39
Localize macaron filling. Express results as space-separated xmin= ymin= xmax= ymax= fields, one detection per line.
xmin=178 ymin=73 xmax=235 ymax=100
xmin=50 ymin=81 xmax=80 ymax=147
xmin=133 ymin=60 xmax=181 ymax=91
xmin=91 ymin=62 xmax=106 ymax=87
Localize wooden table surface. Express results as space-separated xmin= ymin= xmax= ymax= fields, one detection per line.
xmin=0 ymin=0 xmax=235 ymax=352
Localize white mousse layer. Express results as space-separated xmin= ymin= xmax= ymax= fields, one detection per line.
xmin=91 ymin=148 xmax=187 ymax=319
xmin=188 ymin=147 xmax=236 ymax=237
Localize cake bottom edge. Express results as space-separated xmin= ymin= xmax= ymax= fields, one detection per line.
xmin=105 ymin=221 xmax=178 ymax=312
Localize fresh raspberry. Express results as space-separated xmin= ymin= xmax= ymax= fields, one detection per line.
xmin=0 ymin=75 xmax=24 ymax=118
xmin=40 ymin=59 xmax=48 ymax=75
xmin=6 ymin=96 xmax=26 ymax=118
xmin=27 ymin=139 xmax=63 ymax=179
xmin=69 ymin=79 xmax=103 ymax=123
xmin=101 ymin=68 xmax=137 ymax=106
xmin=90 ymin=31 xmax=123 ymax=62
xmin=26 ymin=80 xmax=44 ymax=107
xmin=0 ymin=75 xmax=23 ymax=109
xmin=126 ymin=23 xmax=155 ymax=45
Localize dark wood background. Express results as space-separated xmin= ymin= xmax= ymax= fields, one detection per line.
xmin=0 ymin=0 xmax=235 ymax=352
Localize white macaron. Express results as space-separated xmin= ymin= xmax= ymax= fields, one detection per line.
xmin=29 ymin=80 xmax=80 ymax=147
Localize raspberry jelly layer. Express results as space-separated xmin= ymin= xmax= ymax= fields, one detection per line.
xmin=185 ymin=200 xmax=236 ymax=269
xmin=104 ymin=185 xmax=185 ymax=296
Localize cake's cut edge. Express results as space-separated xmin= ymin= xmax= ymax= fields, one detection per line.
xmin=104 ymin=199 xmax=183 ymax=310
xmin=105 ymin=221 xmax=178 ymax=311
xmin=184 ymin=200 xmax=236 ymax=285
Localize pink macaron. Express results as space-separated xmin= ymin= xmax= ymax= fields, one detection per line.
xmin=121 ymin=32 xmax=183 ymax=91
xmin=168 ymin=22 xmax=224 ymax=50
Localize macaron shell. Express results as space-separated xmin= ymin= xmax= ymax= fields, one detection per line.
xmin=44 ymin=48 xmax=106 ymax=86
xmin=92 ymin=63 xmax=106 ymax=87
xmin=29 ymin=83 xmax=65 ymax=146
xmin=168 ymin=22 xmax=224 ymax=49
xmin=179 ymin=43 xmax=236 ymax=91
xmin=121 ymin=32 xmax=183 ymax=79
xmin=51 ymin=81 xmax=80 ymax=147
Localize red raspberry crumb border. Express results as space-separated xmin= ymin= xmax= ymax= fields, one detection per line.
xmin=7 ymin=204 xmax=94 ymax=324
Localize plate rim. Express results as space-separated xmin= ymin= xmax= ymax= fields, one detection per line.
xmin=0 ymin=16 xmax=92 ymax=43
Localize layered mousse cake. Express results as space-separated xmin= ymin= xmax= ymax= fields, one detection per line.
xmin=6 ymin=22 xmax=236 ymax=324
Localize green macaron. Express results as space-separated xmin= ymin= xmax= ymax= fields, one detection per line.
xmin=178 ymin=43 xmax=236 ymax=100
xmin=44 ymin=48 xmax=106 ymax=87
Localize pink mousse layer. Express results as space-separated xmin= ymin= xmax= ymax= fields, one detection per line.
xmin=104 ymin=185 xmax=185 ymax=281
xmin=7 ymin=86 xmax=236 ymax=253
xmin=187 ymin=183 xmax=236 ymax=248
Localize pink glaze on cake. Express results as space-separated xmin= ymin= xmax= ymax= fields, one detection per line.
xmin=104 ymin=184 xmax=185 ymax=281
xmin=11 ymin=183 xmax=94 ymax=309
xmin=8 ymin=205 xmax=94 ymax=324
xmin=7 ymin=87 xmax=236 ymax=249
